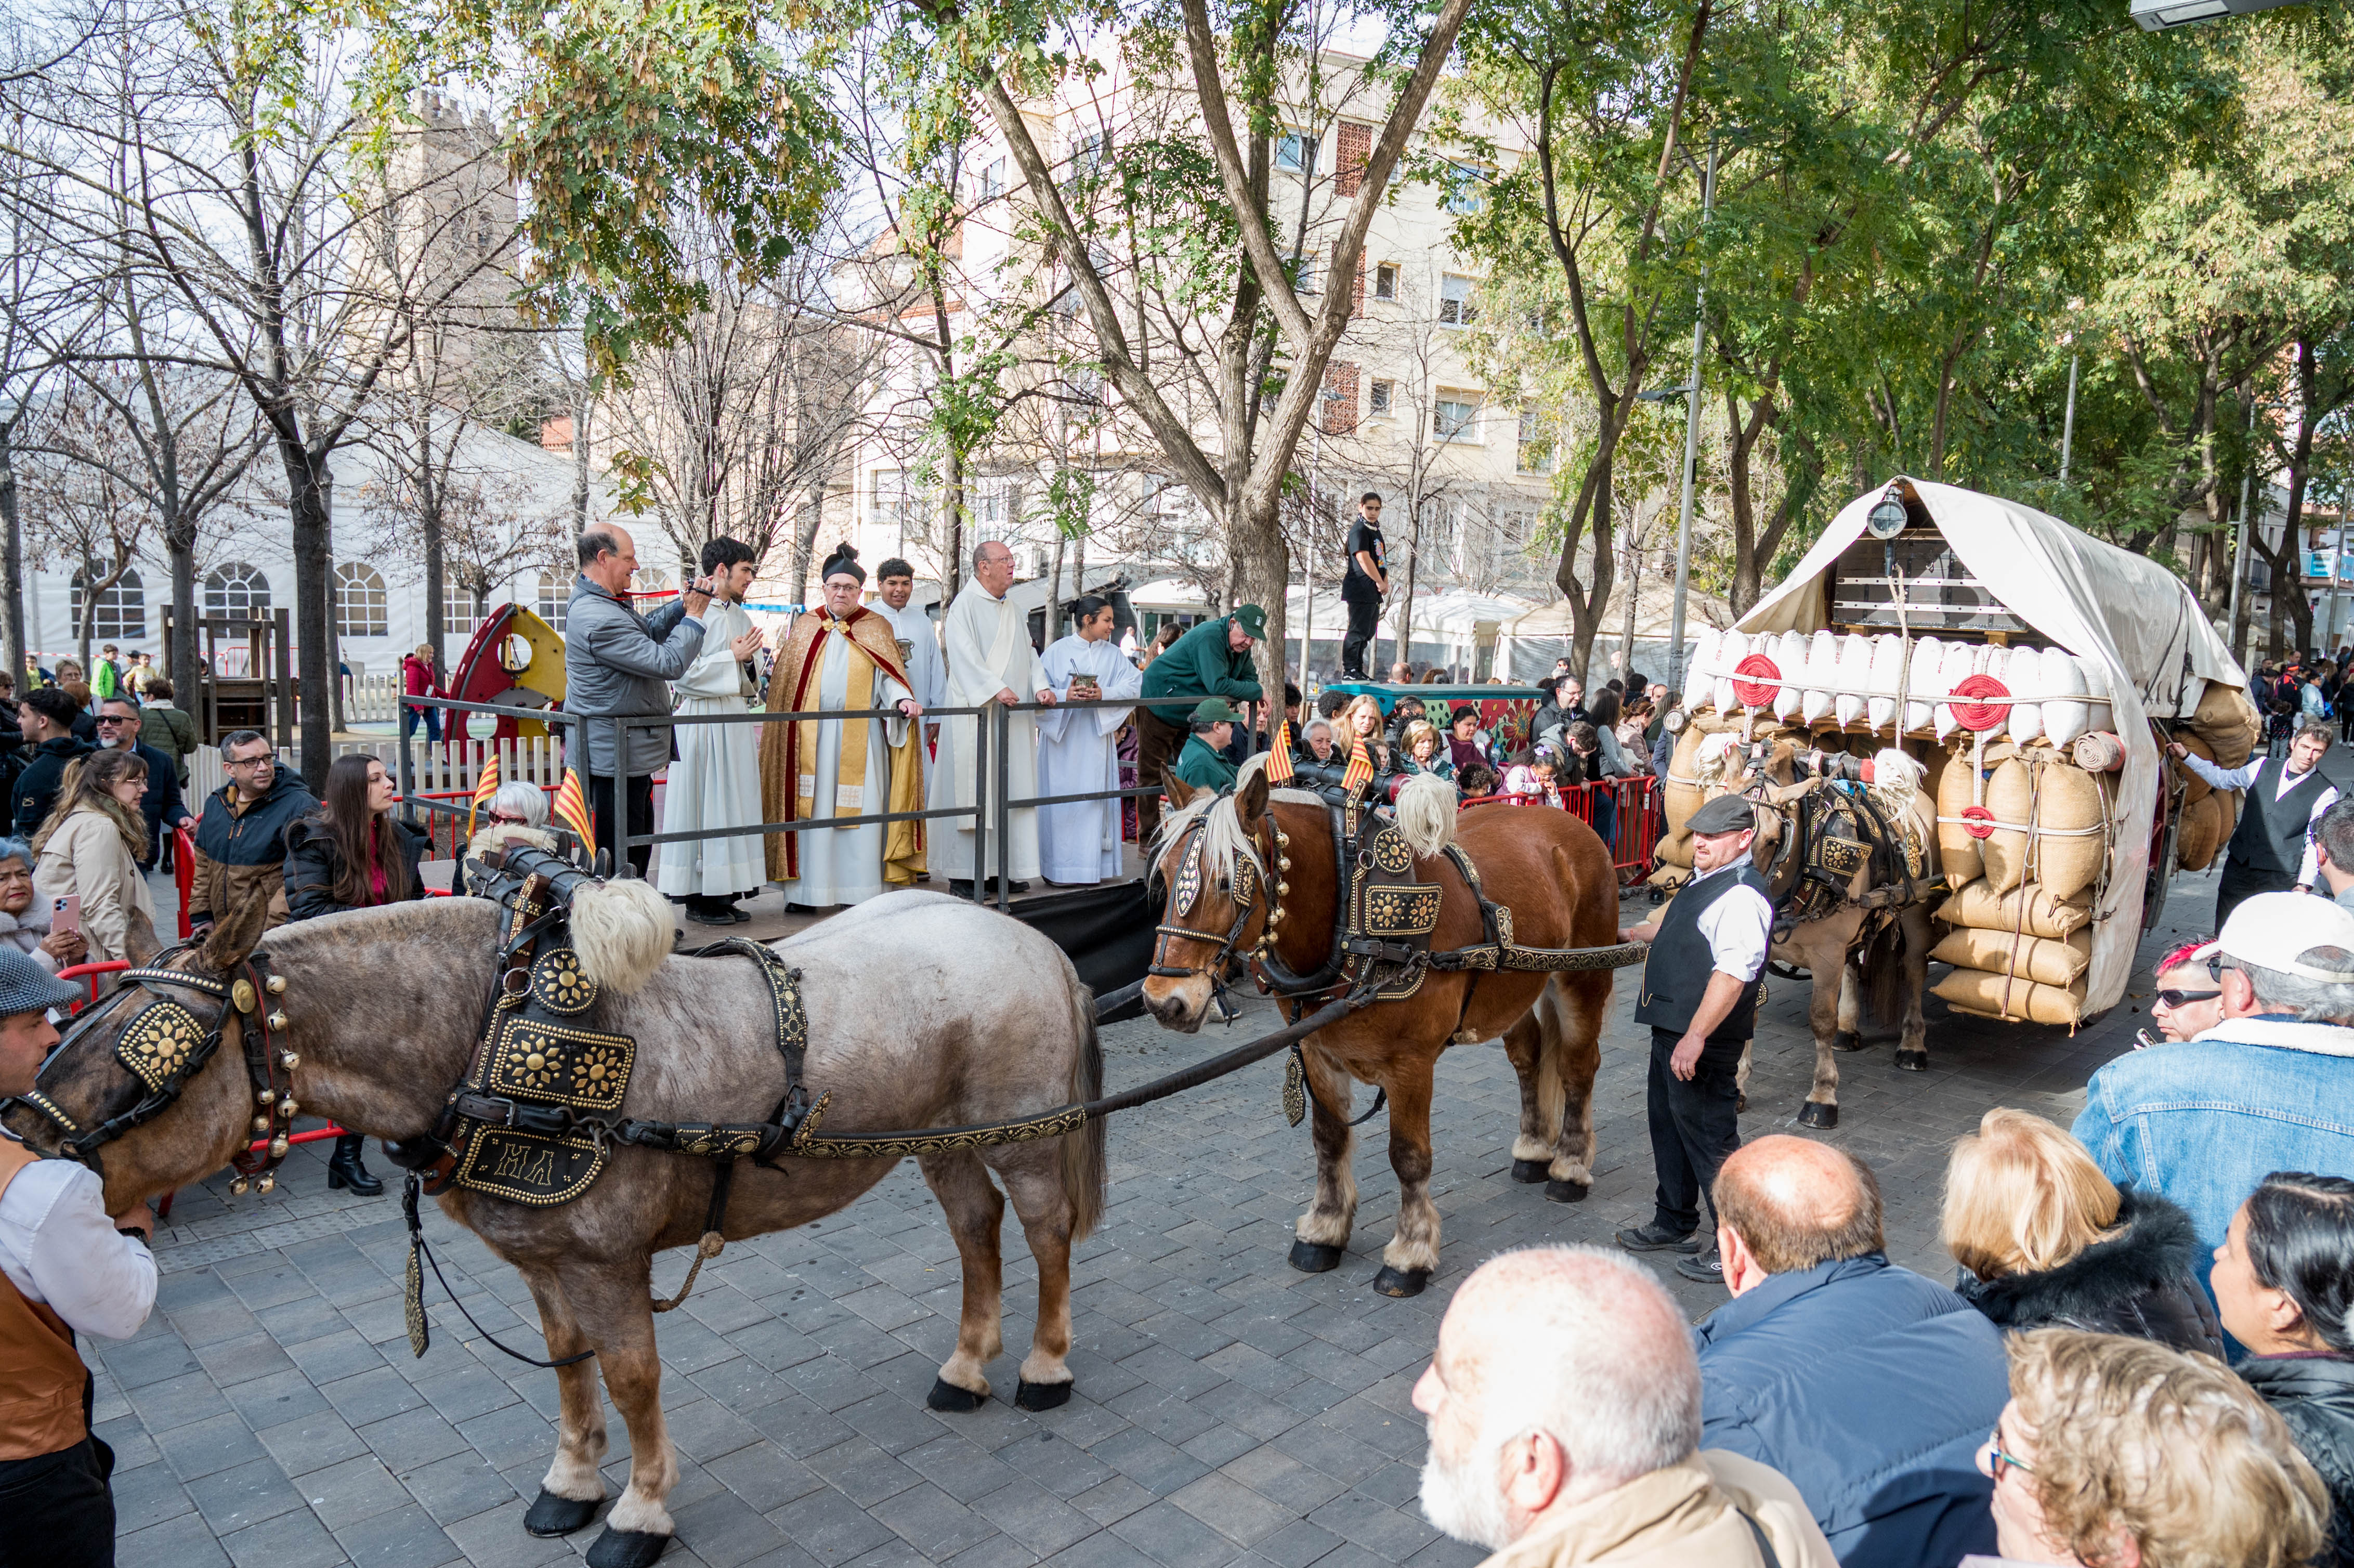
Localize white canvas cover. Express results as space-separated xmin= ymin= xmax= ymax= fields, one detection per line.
xmin=1735 ymin=479 xmax=2247 ymax=1016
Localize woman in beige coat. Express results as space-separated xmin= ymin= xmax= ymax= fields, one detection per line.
xmin=32 ymin=748 xmax=157 ymax=964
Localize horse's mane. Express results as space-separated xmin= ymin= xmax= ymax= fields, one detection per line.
xmin=1151 ymin=755 xmax=1457 ymax=882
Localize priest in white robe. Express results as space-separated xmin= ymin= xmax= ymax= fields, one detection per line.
xmin=1037 ymin=594 xmax=1142 ymax=884
xmin=654 ymin=537 xmax=768 ymax=922
xmin=930 ymin=540 xmax=1054 ymax=891
xmin=759 ymin=544 xmax=927 ymax=908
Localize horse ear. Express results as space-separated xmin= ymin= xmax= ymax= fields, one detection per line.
xmin=1163 ymin=770 xmax=1197 ymax=814
xmin=1234 ymin=764 xmax=1268 ymax=826
xmin=122 ymin=908 xmax=160 ymax=967
xmin=199 ymin=891 xmax=271 ymax=973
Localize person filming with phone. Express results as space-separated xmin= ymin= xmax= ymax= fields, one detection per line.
xmin=30 ymin=750 xmax=157 ymax=965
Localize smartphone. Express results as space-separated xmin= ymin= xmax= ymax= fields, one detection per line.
xmin=51 ymin=895 xmax=79 ymax=936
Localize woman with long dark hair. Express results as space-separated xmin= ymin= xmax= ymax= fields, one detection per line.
xmin=283 ymin=753 xmax=426 ymax=1193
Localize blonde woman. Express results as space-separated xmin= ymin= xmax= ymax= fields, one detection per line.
xmin=1338 ymin=692 xmax=1392 ymax=770
xmin=31 ymin=749 xmax=156 ymax=963
xmin=1401 ymin=720 xmax=1453 ymax=781
xmin=1942 ymin=1108 xmax=2219 ymax=1356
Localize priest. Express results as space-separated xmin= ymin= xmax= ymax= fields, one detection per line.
xmin=871 ymin=558 xmax=946 ymax=709
xmin=759 ymin=544 xmax=927 ymax=907
xmin=1037 ymin=594 xmax=1142 ymax=885
xmin=930 ymin=539 xmax=1054 ymax=894
xmin=655 ymin=536 xmax=768 ymax=923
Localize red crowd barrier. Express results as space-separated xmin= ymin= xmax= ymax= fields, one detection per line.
xmin=1463 ymin=775 xmax=1658 ymax=887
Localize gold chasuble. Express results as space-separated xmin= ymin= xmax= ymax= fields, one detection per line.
xmin=758 ymin=607 xmax=927 ymax=884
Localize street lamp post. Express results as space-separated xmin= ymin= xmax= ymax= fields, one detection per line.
xmin=1662 ymin=135 xmax=1721 ymax=695
xmin=2059 ymin=352 xmax=2080 ymax=484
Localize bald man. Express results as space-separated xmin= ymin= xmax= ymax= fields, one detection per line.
xmin=1413 ymin=1246 xmax=1832 ymax=1567
xmin=1692 ymin=1136 xmax=2007 ymax=1568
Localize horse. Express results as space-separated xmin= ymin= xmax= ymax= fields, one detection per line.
xmin=1141 ymin=758 xmax=1619 ymax=1297
xmin=2 ymin=884 xmax=1106 ymax=1568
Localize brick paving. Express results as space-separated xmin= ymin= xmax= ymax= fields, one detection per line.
xmin=96 ymin=854 xmax=2238 ymax=1568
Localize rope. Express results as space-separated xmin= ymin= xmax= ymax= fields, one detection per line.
xmin=652 ymin=1233 xmax=726 ymax=1313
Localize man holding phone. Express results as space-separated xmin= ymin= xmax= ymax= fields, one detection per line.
xmin=0 ymin=946 xmax=158 ymax=1565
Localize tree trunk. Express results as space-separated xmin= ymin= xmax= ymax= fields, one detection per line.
xmin=1229 ymin=486 xmax=1290 ymax=736
xmin=166 ymin=519 xmax=197 ymax=690
xmin=282 ymin=440 xmax=332 ymax=791
xmin=941 ymin=443 xmax=965 ymax=601
xmin=422 ymin=477 xmax=447 ymax=662
xmin=789 ymin=474 xmax=826 ymax=608
xmin=572 ymin=388 xmax=593 ymax=530
xmin=1556 ymin=445 xmax=1617 ymax=682
xmin=0 ymin=416 xmax=21 ymax=689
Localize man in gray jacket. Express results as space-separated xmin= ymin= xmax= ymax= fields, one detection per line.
xmin=566 ymin=523 xmax=712 ymax=874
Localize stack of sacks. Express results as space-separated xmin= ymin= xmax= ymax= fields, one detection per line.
xmin=1679 ymin=630 xmax=2113 ymax=746
xmin=1931 ymin=875 xmax=2097 ymax=1026
xmin=1657 ymin=728 xmax=1750 ymax=870
xmin=1930 ymin=748 xmax=2111 ymax=1027
xmin=2168 ymin=729 xmax=2244 ymax=874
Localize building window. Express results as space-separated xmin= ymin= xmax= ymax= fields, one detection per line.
xmin=1369 ymin=380 xmax=1395 ymax=416
xmin=537 ymin=572 xmax=571 ymax=631
xmin=1375 ymin=263 xmax=1399 ymax=300
xmin=443 ymin=581 xmax=481 ymax=636
xmin=1294 ymin=250 xmax=1319 ymax=294
xmin=1439 ymin=274 xmax=1477 ymax=328
xmin=872 ymin=469 xmax=921 ymax=541
xmin=972 ymin=476 xmax=1017 ymax=544
xmin=1444 ymin=163 xmax=1490 ymax=216
xmin=333 ymin=562 xmax=389 ymax=637
xmin=1070 ymin=131 xmax=1106 ymax=172
xmin=204 ymin=561 xmax=272 ymax=620
xmin=631 ymin=568 xmax=672 ymax=604
xmin=1277 ymin=131 xmax=1319 ymax=173
xmin=1433 ymin=396 xmax=1481 ymax=442
xmin=71 ymin=564 xmax=145 ymax=641
xmin=977 ymin=156 xmax=1005 ymax=201
xmin=1517 ymin=410 xmax=1556 ymax=474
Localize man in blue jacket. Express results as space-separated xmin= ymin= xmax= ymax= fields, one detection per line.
xmin=95 ymin=696 xmax=192 ymax=868
xmin=1692 ymin=1135 xmax=2007 ymax=1568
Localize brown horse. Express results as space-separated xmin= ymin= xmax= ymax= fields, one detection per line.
xmin=1143 ymin=760 xmax=1618 ymax=1296
xmin=2 ymin=887 xmax=1105 ymax=1568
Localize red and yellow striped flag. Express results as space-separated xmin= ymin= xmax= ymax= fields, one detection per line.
xmin=468 ymin=753 xmax=501 ymax=833
xmin=553 ymin=768 xmax=595 ymax=855
xmin=1265 ymin=720 xmax=1296 ymax=784
xmin=1342 ymin=732 xmax=1374 ymax=794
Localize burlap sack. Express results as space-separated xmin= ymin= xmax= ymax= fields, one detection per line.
xmin=1937 ymin=879 xmax=2094 ymax=940
xmin=1937 ymin=743 xmax=1983 ymax=884
xmin=1647 ymin=863 xmax=1692 ymax=892
xmin=2175 ymin=792 xmax=2222 ymax=873
xmin=1982 ymin=757 xmax=2032 ymax=894
xmin=2071 ymin=731 xmax=2125 ymax=773
xmin=1932 ymin=967 xmax=2085 ymax=1026
xmin=1928 ymin=926 xmax=2092 ymax=986
xmin=2174 ymin=731 xmax=2216 ymax=807
xmin=2031 ymin=763 xmax=2107 ymax=904
xmin=2190 ymin=681 xmax=2260 ymax=770
xmin=2218 ymin=787 xmax=2241 ymax=847
xmin=1657 ymin=829 xmax=1695 ymax=869
xmin=1664 ymin=724 xmax=1710 ymax=837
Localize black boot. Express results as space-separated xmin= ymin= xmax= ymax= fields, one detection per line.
xmin=326 ymin=1134 xmax=384 ymax=1196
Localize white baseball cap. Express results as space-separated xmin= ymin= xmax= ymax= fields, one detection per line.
xmin=2192 ymin=892 xmax=2354 ymax=983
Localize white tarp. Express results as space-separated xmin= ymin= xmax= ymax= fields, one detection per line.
xmin=1735 ymin=479 xmax=2247 ymax=1016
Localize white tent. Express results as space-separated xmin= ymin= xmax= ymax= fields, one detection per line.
xmin=1734 ymin=479 xmax=2247 ymax=1015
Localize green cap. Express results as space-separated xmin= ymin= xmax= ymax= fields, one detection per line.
xmin=1230 ymin=604 xmax=1266 ymax=641
xmin=1191 ymin=698 xmax=1245 ymax=726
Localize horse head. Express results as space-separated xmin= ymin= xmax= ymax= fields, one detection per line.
xmin=1142 ymin=763 xmax=1278 ymax=1032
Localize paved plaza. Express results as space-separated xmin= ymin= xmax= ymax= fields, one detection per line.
xmin=94 ymin=852 xmax=2237 ymax=1568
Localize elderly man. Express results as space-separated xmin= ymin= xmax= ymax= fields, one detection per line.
xmin=186 ymin=730 xmax=315 ymax=935
xmin=566 ymin=524 xmax=713 ymax=874
xmin=1414 ymin=1246 xmax=1833 ymax=1568
xmin=1693 ymin=1137 xmax=2008 ymax=1568
xmin=2073 ymin=892 xmax=2354 ymax=1289
xmin=1615 ymin=793 xmax=1771 ymax=1279
xmin=930 ymin=540 xmax=1051 ymax=896
xmin=94 ymin=697 xmax=191 ymax=869
xmin=0 ymin=947 xmax=159 ymax=1567
xmin=1134 ymin=605 xmax=1265 ymax=844
xmin=2170 ymin=722 xmax=2337 ymax=927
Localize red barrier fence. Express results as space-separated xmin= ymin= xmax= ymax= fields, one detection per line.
xmin=1464 ymin=774 xmax=1658 ymax=887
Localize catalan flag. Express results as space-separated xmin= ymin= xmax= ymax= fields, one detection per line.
xmin=553 ymin=768 xmax=595 ymax=857
xmin=1342 ymin=732 xmax=1374 ymax=794
xmin=1265 ymin=720 xmax=1296 ymax=785
xmin=468 ymin=752 xmax=501 ymax=833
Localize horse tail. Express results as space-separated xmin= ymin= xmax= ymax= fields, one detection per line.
xmin=1061 ymin=977 xmax=1108 ymax=1242
xmin=1862 ymin=914 xmax=1907 ymax=1032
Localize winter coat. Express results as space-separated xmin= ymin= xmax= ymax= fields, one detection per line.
xmin=140 ymin=702 xmax=199 ymax=785
xmin=282 ymin=816 xmax=428 ymax=922
xmin=188 ymin=770 xmax=318 ymax=929
xmin=564 ymin=576 xmax=706 ymax=777
xmin=0 ymin=900 xmax=63 ymax=972
xmin=1139 ymin=617 xmax=1263 ymax=725
xmin=9 ymin=736 xmax=95 ymax=839
xmin=2241 ymin=1354 xmax=2354 ymax=1568
xmin=461 ymin=824 xmax=560 ymax=896
xmin=1470 ymin=1452 xmax=1837 ymax=1568
xmin=33 ymin=803 xmax=155 ymax=963
xmin=1952 ymin=1187 xmax=2223 ymax=1357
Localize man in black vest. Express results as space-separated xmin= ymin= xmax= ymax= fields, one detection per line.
xmin=2169 ymin=721 xmax=2339 ymax=929
xmin=1615 ymin=794 xmax=1774 ymax=1284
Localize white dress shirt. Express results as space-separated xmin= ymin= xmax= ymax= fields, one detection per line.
xmin=2177 ymin=753 xmax=2335 ymax=886
xmin=0 ymin=1147 xmax=158 ymax=1340
xmin=1685 ymin=859 xmax=1775 ymax=983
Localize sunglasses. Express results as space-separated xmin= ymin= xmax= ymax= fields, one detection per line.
xmin=2152 ymin=987 xmax=2221 ymax=1009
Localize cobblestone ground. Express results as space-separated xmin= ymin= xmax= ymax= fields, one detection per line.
xmin=97 ymin=858 xmax=2235 ymax=1568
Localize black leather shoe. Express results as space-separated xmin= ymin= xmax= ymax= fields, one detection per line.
xmin=1674 ymin=1251 xmax=1725 ymax=1284
xmin=326 ymin=1134 xmax=384 ymax=1196
xmin=1615 ymin=1222 xmax=1699 ymax=1254
xmin=686 ymin=906 xmax=736 ymax=926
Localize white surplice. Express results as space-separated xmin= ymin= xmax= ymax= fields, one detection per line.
xmin=784 ymin=628 xmax=911 ymax=907
xmin=1036 ymin=634 xmax=1142 ymax=884
xmin=871 ymin=599 xmax=946 ymax=708
xmin=655 ymin=596 xmax=766 ymax=898
xmin=929 ymin=580 xmax=1050 ymax=882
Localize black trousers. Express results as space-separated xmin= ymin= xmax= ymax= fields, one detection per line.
xmin=1134 ymin=707 xmax=1187 ymax=847
xmin=1341 ymin=594 xmax=1380 ymax=678
xmin=1646 ymin=1026 xmax=1744 ymax=1238
xmin=2215 ymin=855 xmax=2297 ymax=932
xmin=0 ymin=1435 xmax=115 ymax=1568
xmin=589 ymin=772 xmax=658 ymax=877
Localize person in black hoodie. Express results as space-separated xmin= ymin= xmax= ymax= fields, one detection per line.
xmin=8 ymin=687 xmax=94 ymax=838
xmin=2214 ymin=1171 xmax=2354 ymax=1567
xmin=281 ymin=753 xmax=426 ymax=1195
xmin=1941 ymin=1108 xmax=2222 ymax=1356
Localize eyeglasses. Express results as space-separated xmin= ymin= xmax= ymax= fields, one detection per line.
xmin=2152 ymin=987 xmax=2221 ymax=1009
xmin=1984 ymin=1431 xmax=2035 ymax=1484
xmin=95 ymin=715 xmax=136 ymax=725
xmin=227 ymin=754 xmax=276 ymax=769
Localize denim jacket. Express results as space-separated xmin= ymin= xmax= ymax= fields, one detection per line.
xmin=2072 ymin=1017 xmax=2354 ymax=1294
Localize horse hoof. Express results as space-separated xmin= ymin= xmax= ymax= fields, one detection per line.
xmin=524 ymin=1489 xmax=600 ymax=1537
xmin=586 ymin=1527 xmax=672 ymax=1568
xmin=1796 ymin=1101 xmax=1839 ymax=1129
xmin=1832 ymin=1029 xmax=1865 ymax=1052
xmin=1510 ymin=1158 xmax=1549 ymax=1184
xmin=927 ymin=1378 xmax=987 ymax=1413
xmin=1016 ymin=1378 xmax=1073 ymax=1411
xmin=1372 ymin=1265 xmax=1431 ymax=1297
xmin=1544 ymin=1179 xmax=1590 ymax=1204
xmin=1289 ymin=1240 xmax=1344 ymax=1273
xmin=1894 ymin=1049 xmax=1929 ymax=1073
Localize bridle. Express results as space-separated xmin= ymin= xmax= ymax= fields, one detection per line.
xmin=1147 ymin=815 xmax=1288 ymax=1010
xmin=7 ymin=943 xmax=298 ymax=1193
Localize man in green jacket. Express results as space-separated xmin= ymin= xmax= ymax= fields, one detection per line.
xmin=1138 ymin=605 xmax=1264 ymax=841
xmin=1173 ymin=700 xmax=1242 ymax=792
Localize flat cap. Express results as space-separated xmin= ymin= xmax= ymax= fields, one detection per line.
xmin=1688 ymin=794 xmax=1758 ymax=836
xmin=0 ymin=947 xmax=86 ymax=1021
